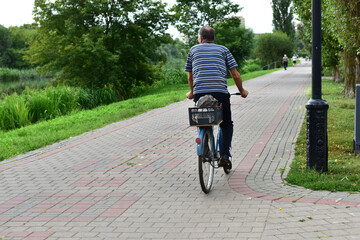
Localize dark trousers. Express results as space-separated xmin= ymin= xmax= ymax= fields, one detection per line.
xmin=284 ymin=61 xmax=288 ymax=70
xmin=194 ymin=92 xmax=233 ymax=157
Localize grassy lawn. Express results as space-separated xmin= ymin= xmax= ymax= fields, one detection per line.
xmin=0 ymin=68 xmax=279 ymax=162
xmin=286 ymin=78 xmax=360 ymax=192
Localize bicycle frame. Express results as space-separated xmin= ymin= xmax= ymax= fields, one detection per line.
xmin=197 ymin=126 xmax=222 ymax=161
xmin=192 ymin=92 xmax=240 ymax=193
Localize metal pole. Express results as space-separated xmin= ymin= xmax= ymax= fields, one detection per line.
xmin=312 ymin=0 xmax=321 ymax=100
xmin=305 ymin=0 xmax=329 ymax=172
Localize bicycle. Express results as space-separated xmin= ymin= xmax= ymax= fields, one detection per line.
xmin=188 ymin=93 xmax=240 ymax=193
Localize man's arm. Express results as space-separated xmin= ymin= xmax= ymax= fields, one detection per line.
xmin=186 ymin=71 xmax=194 ymax=99
xmin=229 ymin=68 xmax=248 ymax=98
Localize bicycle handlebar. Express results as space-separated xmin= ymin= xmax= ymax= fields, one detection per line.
xmin=230 ymin=92 xmax=241 ymax=96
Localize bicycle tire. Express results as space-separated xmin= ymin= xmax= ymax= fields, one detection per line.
xmin=198 ymin=128 xmax=214 ymax=194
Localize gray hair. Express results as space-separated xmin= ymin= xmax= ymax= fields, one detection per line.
xmin=199 ymin=26 xmax=215 ymax=42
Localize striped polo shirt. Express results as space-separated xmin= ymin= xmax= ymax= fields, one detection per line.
xmin=185 ymin=42 xmax=238 ymax=95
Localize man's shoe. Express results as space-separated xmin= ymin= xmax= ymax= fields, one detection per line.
xmin=219 ymin=154 xmax=232 ymax=169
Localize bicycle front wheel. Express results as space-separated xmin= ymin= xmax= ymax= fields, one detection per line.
xmin=199 ymin=128 xmax=215 ymax=194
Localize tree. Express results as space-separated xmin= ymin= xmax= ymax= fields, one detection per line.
xmin=0 ymin=25 xmax=11 ymax=67
xmin=271 ymin=0 xmax=295 ymax=39
xmin=5 ymin=25 xmax=37 ymax=69
xmin=326 ymin=0 xmax=360 ymax=98
xmin=214 ymin=17 xmax=254 ymax=70
xmin=293 ymin=0 xmax=360 ymax=98
xmin=0 ymin=24 xmax=36 ymax=69
xmin=172 ymin=0 xmax=241 ymax=46
xmin=27 ymin=0 xmax=172 ymax=99
xmin=254 ymin=32 xmax=294 ymax=67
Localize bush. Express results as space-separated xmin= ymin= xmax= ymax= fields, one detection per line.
xmin=254 ymin=32 xmax=294 ymax=66
xmin=241 ymin=59 xmax=261 ymax=74
xmin=162 ymin=67 xmax=187 ymax=85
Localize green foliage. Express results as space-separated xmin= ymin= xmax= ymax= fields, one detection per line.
xmin=293 ymin=0 xmax=360 ymax=97
xmin=271 ymin=0 xmax=295 ymax=39
xmin=254 ymin=32 xmax=294 ymax=66
xmin=162 ymin=67 xmax=187 ymax=86
xmin=172 ymin=0 xmax=241 ymax=46
xmin=0 ymin=96 xmax=30 ymax=130
xmin=0 ymin=86 xmax=118 ymax=131
xmin=27 ymin=0 xmax=172 ymax=99
xmin=0 ymin=25 xmax=11 ymax=67
xmin=214 ymin=17 xmax=254 ymax=70
xmin=159 ymin=39 xmax=188 ymax=61
xmin=156 ymin=39 xmax=188 ymax=87
xmin=6 ymin=26 xmax=37 ymax=69
xmin=0 ymin=24 xmax=36 ymax=69
xmin=326 ymin=0 xmax=360 ymax=54
xmin=76 ymin=87 xmax=118 ymax=109
xmin=240 ymin=60 xmax=261 ymax=74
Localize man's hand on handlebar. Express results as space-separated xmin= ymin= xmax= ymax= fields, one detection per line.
xmin=240 ymin=89 xmax=248 ymax=98
xmin=186 ymin=91 xmax=194 ymax=99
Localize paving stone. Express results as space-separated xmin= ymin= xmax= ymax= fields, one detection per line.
xmin=1 ymin=62 xmax=360 ymax=239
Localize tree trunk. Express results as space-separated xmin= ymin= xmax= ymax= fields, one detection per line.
xmin=332 ymin=66 xmax=343 ymax=83
xmin=343 ymin=51 xmax=356 ymax=98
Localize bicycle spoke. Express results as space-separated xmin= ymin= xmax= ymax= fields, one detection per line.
xmin=198 ymin=128 xmax=214 ymax=193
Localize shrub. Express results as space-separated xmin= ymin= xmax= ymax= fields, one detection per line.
xmin=241 ymin=60 xmax=261 ymax=74
xmin=254 ymin=32 xmax=294 ymax=66
xmin=162 ymin=67 xmax=187 ymax=85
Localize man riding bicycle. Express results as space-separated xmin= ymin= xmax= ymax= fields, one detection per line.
xmin=185 ymin=26 xmax=248 ymax=169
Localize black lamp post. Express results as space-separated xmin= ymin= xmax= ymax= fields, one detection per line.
xmin=305 ymin=0 xmax=329 ymax=172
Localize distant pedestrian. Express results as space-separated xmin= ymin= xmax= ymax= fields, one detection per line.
xmin=292 ymin=54 xmax=297 ymax=65
xmin=283 ymin=54 xmax=289 ymax=70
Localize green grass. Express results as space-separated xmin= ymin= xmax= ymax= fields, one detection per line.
xmin=286 ymin=78 xmax=360 ymax=192
xmin=0 ymin=68 xmax=279 ymax=162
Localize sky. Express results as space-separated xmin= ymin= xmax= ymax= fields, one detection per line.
xmin=0 ymin=0 xmax=275 ymax=35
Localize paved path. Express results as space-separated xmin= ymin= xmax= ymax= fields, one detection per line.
xmin=1 ymin=62 xmax=360 ymax=239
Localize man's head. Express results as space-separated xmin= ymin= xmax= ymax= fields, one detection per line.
xmin=198 ymin=26 xmax=215 ymax=43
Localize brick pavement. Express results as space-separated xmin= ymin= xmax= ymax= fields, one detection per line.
xmin=1 ymin=62 xmax=360 ymax=239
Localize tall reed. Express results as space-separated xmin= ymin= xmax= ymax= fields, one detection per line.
xmin=0 ymin=86 xmax=118 ymax=131
xmin=0 ymin=96 xmax=30 ymax=130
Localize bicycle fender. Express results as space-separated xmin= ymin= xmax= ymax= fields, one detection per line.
xmin=197 ymin=128 xmax=205 ymax=156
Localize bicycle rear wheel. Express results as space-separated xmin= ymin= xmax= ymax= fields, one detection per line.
xmin=199 ymin=128 xmax=215 ymax=193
